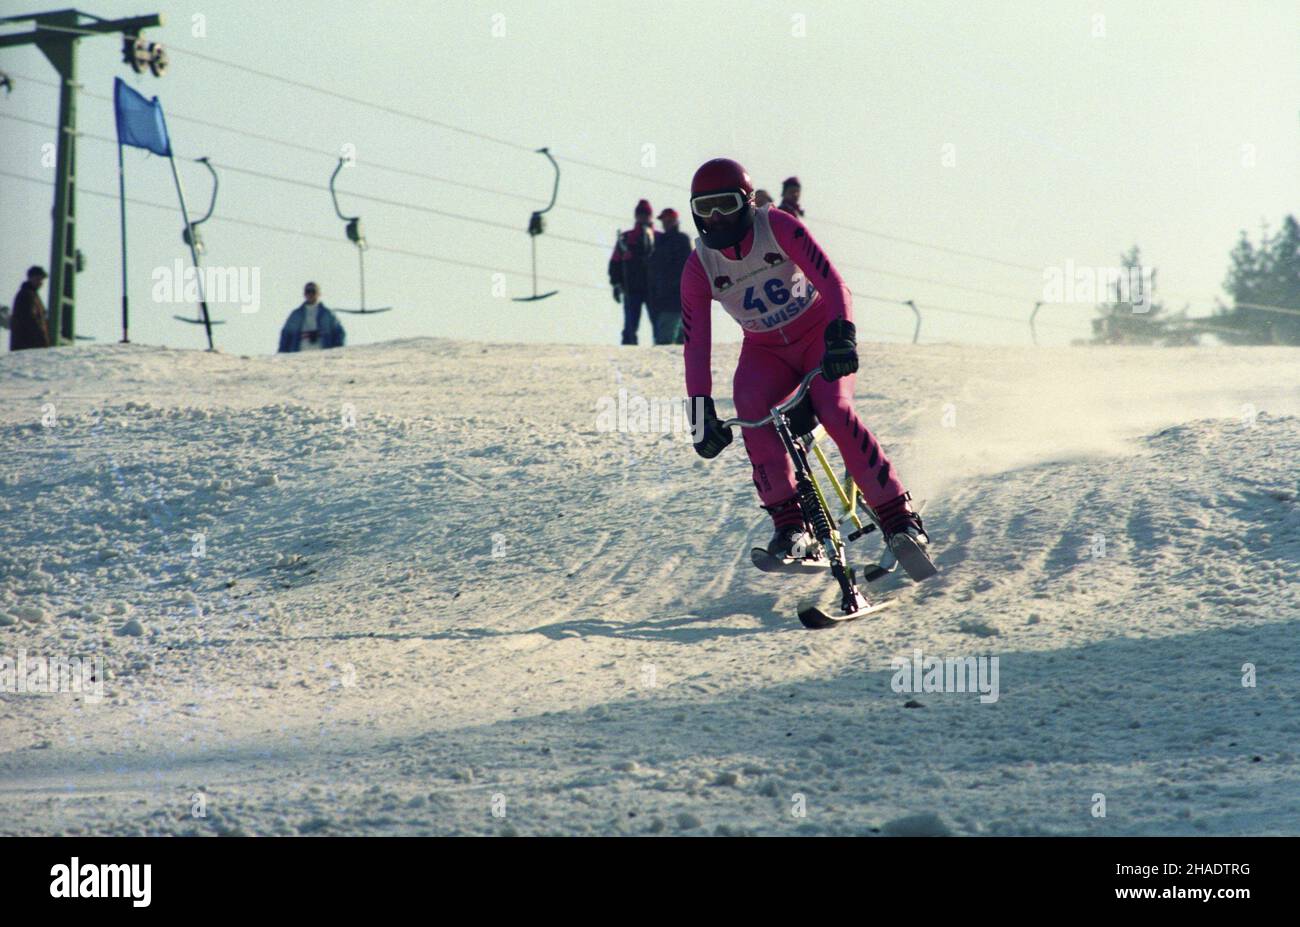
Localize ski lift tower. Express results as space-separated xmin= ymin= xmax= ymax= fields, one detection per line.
xmin=0 ymin=8 xmax=165 ymax=344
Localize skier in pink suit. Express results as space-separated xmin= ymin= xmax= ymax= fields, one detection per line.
xmin=681 ymin=158 xmax=929 ymax=573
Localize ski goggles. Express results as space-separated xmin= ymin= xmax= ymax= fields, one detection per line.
xmin=691 ymin=191 xmax=748 ymax=218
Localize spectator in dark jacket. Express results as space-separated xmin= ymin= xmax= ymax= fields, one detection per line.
xmin=9 ymin=266 xmax=51 ymax=351
xmin=608 ymin=199 xmax=655 ymax=344
xmin=649 ymin=208 xmax=691 ymax=345
xmin=278 ymin=281 xmax=346 ymax=353
xmin=778 ymin=176 xmax=804 ymax=217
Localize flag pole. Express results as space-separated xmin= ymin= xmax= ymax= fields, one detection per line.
xmin=164 ymin=142 xmax=215 ymax=351
xmin=117 ymin=139 xmax=130 ymax=343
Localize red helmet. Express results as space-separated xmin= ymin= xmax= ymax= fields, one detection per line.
xmin=691 ymin=158 xmax=754 ymax=199
xmin=690 ymin=158 xmax=756 ymax=250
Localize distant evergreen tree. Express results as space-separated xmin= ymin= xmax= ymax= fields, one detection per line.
xmin=1090 ymin=246 xmax=1194 ymax=345
xmin=1214 ymin=215 xmax=1300 ymax=345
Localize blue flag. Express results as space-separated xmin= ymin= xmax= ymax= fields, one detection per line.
xmin=113 ymin=77 xmax=171 ymax=156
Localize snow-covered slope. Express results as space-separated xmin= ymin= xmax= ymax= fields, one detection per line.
xmin=1 ymin=338 xmax=1297 ymax=835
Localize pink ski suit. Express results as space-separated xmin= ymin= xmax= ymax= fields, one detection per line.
xmin=681 ymin=204 xmax=907 ymax=511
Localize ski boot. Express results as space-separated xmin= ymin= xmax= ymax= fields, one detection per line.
xmin=875 ymin=493 xmax=937 ymax=581
xmin=750 ymin=497 xmax=828 ymax=574
xmin=767 ymin=524 xmax=819 ymax=560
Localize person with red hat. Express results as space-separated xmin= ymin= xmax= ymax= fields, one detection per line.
xmin=778 ymin=176 xmax=804 ymax=217
xmin=648 ymin=207 xmax=691 ymax=344
xmin=608 ymin=199 xmax=656 ymax=344
xmin=681 ymin=158 xmax=930 ymax=578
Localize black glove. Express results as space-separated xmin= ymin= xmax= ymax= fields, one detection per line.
xmin=612 ymin=285 xmax=623 ymax=304
xmin=688 ymin=395 xmax=732 ymax=459
xmin=821 ymin=318 xmax=858 ymax=380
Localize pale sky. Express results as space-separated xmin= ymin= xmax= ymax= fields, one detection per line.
xmin=2 ymin=0 xmax=1296 ymax=354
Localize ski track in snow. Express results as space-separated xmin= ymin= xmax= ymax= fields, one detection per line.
xmin=0 ymin=338 xmax=1297 ymax=836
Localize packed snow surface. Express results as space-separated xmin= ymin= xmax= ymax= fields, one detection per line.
xmin=1 ymin=338 xmax=1297 ymax=835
